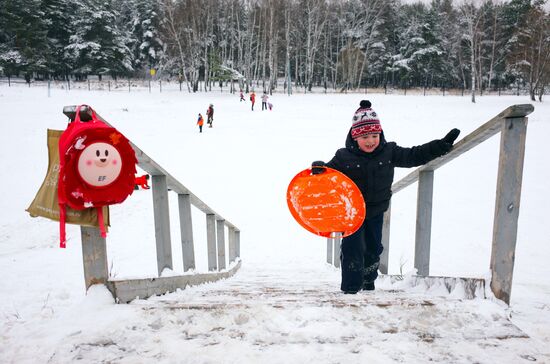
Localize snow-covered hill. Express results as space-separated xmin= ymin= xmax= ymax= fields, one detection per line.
xmin=1 ymin=85 xmax=549 ymax=363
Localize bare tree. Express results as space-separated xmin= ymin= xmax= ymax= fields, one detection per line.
xmin=160 ymin=0 xmax=191 ymax=92
xmin=337 ymin=0 xmax=386 ymax=92
xmin=284 ymin=4 xmax=292 ymax=94
xmin=244 ymin=4 xmax=257 ymax=92
xmin=266 ymin=0 xmax=281 ymax=93
xmin=509 ymin=5 xmax=550 ymax=101
xmin=355 ymin=0 xmax=388 ymax=90
xmin=459 ymin=0 xmax=487 ymax=103
xmin=303 ymin=0 xmax=327 ymax=92
xmin=486 ymin=2 xmax=507 ymax=91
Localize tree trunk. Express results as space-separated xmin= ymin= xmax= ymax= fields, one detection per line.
xmin=285 ymin=7 xmax=292 ymax=95
xmin=487 ymin=8 xmax=498 ymax=91
xmin=471 ymin=44 xmax=476 ymax=103
xmin=268 ymin=1 xmax=276 ymax=93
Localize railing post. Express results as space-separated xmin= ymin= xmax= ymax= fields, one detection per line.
xmin=152 ymin=175 xmax=173 ymax=276
xmin=490 ymin=116 xmax=528 ymax=304
xmin=81 ymin=226 xmax=109 ymax=290
xmin=415 ymin=170 xmax=434 ymax=276
xmin=217 ymin=219 xmax=226 ymax=270
xmin=235 ymin=230 xmax=241 ymax=259
xmin=228 ymin=227 xmax=237 ymax=263
xmin=206 ymin=214 xmax=217 ymax=271
xmin=178 ymin=193 xmax=195 ymax=271
xmin=333 ymin=233 xmax=341 ymax=268
xmin=326 ymin=238 xmax=333 ymax=264
xmin=380 ymin=203 xmax=392 ymax=274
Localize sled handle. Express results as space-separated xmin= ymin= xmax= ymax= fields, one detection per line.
xmin=311 ymin=161 xmax=326 ymax=175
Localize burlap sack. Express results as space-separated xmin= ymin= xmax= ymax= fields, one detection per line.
xmin=26 ymin=129 xmax=110 ymax=228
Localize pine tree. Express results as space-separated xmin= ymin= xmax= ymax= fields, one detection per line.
xmin=506 ymin=0 xmax=550 ymax=100
xmin=64 ymin=0 xmax=134 ymax=79
xmin=41 ymin=0 xmax=74 ymax=78
xmin=0 ymin=0 xmax=50 ymax=78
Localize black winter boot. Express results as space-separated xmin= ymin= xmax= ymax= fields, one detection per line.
xmin=362 ymin=282 xmax=375 ymax=291
xmin=343 ymin=289 xmax=359 ymax=294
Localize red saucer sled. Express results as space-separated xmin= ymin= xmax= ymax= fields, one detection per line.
xmin=286 ymin=166 xmax=366 ymax=238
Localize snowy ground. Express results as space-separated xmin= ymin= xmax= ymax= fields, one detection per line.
xmin=1 ymin=85 xmax=549 ymax=363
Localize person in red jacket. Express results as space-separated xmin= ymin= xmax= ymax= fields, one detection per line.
xmin=250 ymin=91 xmax=256 ymax=111
xmin=197 ymin=113 xmax=204 ymax=133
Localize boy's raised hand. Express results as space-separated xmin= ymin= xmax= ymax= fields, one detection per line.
xmin=438 ymin=128 xmax=460 ymax=154
xmin=443 ymin=128 xmax=460 ymax=145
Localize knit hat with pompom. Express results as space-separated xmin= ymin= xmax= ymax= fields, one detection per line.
xmin=351 ymin=100 xmax=381 ymax=139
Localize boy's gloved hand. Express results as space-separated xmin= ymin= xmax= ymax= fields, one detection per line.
xmin=440 ymin=128 xmax=460 ymax=153
xmin=311 ymin=161 xmax=326 ymax=175
xmin=443 ymin=128 xmax=460 ymax=144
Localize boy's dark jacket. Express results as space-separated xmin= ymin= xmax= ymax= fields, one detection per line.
xmin=325 ymin=129 xmax=452 ymax=219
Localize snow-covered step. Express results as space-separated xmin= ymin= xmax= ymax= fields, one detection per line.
xmin=19 ymin=265 xmax=549 ymax=363
xmin=91 ymin=265 xmax=540 ymax=363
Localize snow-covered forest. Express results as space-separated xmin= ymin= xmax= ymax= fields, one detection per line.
xmin=1 ymin=0 xmax=549 ymax=100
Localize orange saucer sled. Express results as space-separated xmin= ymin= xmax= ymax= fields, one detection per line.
xmin=286 ymin=167 xmax=366 ymax=238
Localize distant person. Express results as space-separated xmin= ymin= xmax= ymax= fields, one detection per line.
xmin=240 ymin=90 xmax=245 ymax=102
xmin=197 ymin=113 xmax=204 ymax=133
xmin=206 ymin=104 xmax=214 ymax=127
xmin=312 ymin=100 xmax=460 ymax=294
xmin=250 ymin=91 xmax=256 ymax=111
xmin=261 ymin=92 xmax=269 ymax=111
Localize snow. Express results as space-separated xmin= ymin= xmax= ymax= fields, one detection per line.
xmin=0 ymin=50 xmax=22 ymax=63
xmin=1 ymin=84 xmax=549 ymax=363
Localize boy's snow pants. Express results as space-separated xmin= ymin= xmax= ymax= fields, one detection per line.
xmin=340 ymin=213 xmax=384 ymax=292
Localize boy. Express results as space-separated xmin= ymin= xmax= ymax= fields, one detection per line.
xmin=313 ymin=100 xmax=460 ymax=294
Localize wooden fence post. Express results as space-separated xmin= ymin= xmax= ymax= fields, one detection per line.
xmin=333 ymin=233 xmax=341 ymax=268
xmin=206 ymin=214 xmax=217 ymax=271
xmin=178 ymin=193 xmax=195 ymax=271
xmin=415 ymin=170 xmax=434 ymax=276
xmin=217 ymin=219 xmax=226 ymax=270
xmin=152 ymin=175 xmax=173 ymax=275
xmin=228 ymin=227 xmax=236 ymax=263
xmin=81 ymin=226 xmax=109 ymax=290
xmin=235 ymin=230 xmax=241 ymax=258
xmin=326 ymin=238 xmax=333 ymax=264
xmin=490 ymin=116 xmax=528 ymax=304
xmin=380 ymin=204 xmax=392 ymax=274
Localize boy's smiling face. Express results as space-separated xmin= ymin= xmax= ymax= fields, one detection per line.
xmin=355 ymin=133 xmax=380 ymax=153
